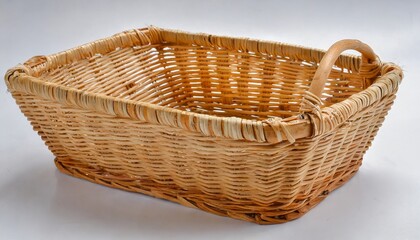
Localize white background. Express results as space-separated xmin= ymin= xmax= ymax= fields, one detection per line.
xmin=1 ymin=1 xmax=419 ymax=239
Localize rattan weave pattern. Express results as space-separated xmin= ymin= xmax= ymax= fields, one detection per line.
xmin=5 ymin=27 xmax=402 ymax=224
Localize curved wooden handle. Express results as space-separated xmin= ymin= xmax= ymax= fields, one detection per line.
xmin=308 ymin=39 xmax=378 ymax=98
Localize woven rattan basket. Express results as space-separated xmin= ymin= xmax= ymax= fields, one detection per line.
xmin=5 ymin=26 xmax=403 ymax=224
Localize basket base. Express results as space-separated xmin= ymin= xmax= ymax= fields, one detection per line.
xmin=54 ymin=157 xmax=361 ymax=224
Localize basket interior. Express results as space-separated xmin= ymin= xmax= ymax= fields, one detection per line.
xmin=38 ymin=33 xmax=378 ymax=120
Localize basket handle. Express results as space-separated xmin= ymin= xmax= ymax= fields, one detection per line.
xmin=308 ymin=39 xmax=378 ymax=98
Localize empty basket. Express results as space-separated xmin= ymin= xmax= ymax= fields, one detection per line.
xmin=4 ymin=26 xmax=403 ymax=224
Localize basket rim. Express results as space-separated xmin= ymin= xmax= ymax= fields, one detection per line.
xmin=4 ymin=26 xmax=403 ymax=144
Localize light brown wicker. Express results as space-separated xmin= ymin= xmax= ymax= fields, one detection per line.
xmin=4 ymin=26 xmax=403 ymax=224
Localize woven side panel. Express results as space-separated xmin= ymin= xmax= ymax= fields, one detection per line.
xmin=12 ymin=90 xmax=395 ymax=224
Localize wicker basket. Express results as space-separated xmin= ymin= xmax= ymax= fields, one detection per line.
xmin=5 ymin=26 xmax=403 ymax=224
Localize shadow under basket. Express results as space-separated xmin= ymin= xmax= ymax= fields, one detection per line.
xmin=5 ymin=26 xmax=403 ymax=224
